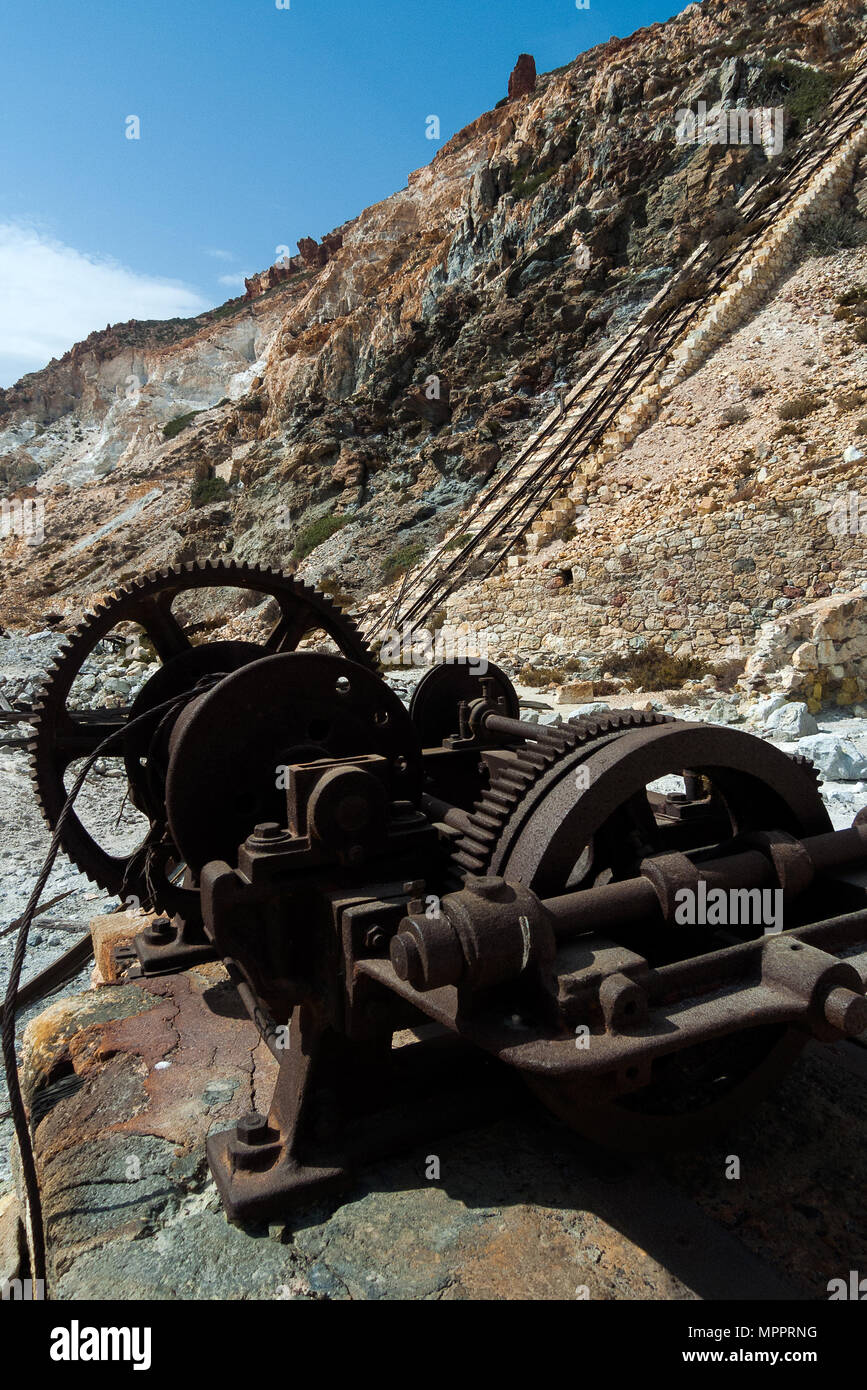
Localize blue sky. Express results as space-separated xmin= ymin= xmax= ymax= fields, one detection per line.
xmin=0 ymin=0 xmax=683 ymax=386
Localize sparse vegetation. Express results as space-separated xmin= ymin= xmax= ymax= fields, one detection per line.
xmin=606 ymin=643 xmax=706 ymax=690
xmin=190 ymin=476 xmax=230 ymax=507
xmin=835 ymin=389 xmax=867 ymax=413
xmin=836 ymin=285 xmax=867 ymax=309
xmin=801 ymin=211 xmax=866 ymax=257
xmin=164 ymin=410 xmax=204 ymax=440
xmin=758 ymin=60 xmax=834 ymax=130
xmin=293 ymin=513 xmax=348 ymax=560
xmin=512 ymin=166 xmax=555 ymax=201
xmin=442 ymin=532 xmax=470 ymax=551
xmin=517 ymin=664 xmax=563 ymax=687
xmin=316 ymin=573 xmax=353 ymax=607
xmin=777 ymin=393 xmax=822 ymax=421
xmin=720 ymin=403 xmax=749 ymax=426
xmin=382 ymin=540 xmax=426 ymax=584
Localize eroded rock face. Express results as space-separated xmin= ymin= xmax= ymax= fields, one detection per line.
xmin=1 ymin=1 xmax=866 ymax=632
xmin=742 ymin=590 xmax=867 ymax=712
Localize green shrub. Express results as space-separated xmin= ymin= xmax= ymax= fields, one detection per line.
xmin=442 ymin=532 xmax=470 ymax=551
xmin=758 ymin=60 xmax=834 ymax=129
xmin=293 ymin=513 xmax=347 ymax=560
xmin=382 ymin=541 xmax=426 ymax=584
xmin=190 ymin=476 xmax=230 ymax=507
xmin=512 ymin=166 xmax=555 ymax=201
xmin=163 ymin=410 xmax=203 ymax=440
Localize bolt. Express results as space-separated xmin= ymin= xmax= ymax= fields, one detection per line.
xmin=236 ymin=1111 xmax=271 ymax=1145
xmin=253 ymin=822 xmax=283 ymax=839
xmin=145 ymin=916 xmax=173 ymax=945
xmin=465 ymin=875 xmax=508 ymax=900
xmin=364 ymin=925 xmax=387 ymax=953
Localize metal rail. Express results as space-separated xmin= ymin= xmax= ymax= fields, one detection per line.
xmin=365 ymin=60 xmax=867 ymax=640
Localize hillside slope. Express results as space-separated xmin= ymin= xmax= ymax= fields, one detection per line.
xmin=1 ymin=0 xmax=866 ymax=635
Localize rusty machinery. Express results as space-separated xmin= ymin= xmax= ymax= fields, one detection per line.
xmin=29 ymin=561 xmax=867 ymax=1222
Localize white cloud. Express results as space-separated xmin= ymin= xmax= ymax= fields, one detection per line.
xmin=217 ymin=273 xmax=248 ymax=289
xmin=205 ymin=248 xmax=235 ymax=262
xmin=0 ymin=222 xmax=210 ymax=388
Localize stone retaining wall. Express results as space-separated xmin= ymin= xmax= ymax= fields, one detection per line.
xmin=446 ymin=495 xmax=867 ymax=694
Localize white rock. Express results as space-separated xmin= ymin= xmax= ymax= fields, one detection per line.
xmin=764 ymin=702 xmax=819 ymax=739
xmin=708 ymin=699 xmax=742 ymax=724
xmin=843 ymin=445 xmax=864 ymax=463
xmin=746 ymin=693 xmax=787 ymax=724
xmin=798 ymin=734 xmax=867 ymax=781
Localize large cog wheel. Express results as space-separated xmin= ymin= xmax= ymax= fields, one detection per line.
xmin=453 ymin=714 xmax=832 ymax=1149
xmin=451 ymin=709 xmax=674 ymax=882
xmin=29 ymin=560 xmax=376 ymax=904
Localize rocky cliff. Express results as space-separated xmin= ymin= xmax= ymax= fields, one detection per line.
xmin=1 ymin=0 xmax=866 ymax=643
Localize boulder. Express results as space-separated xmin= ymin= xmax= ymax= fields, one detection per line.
xmin=746 ymin=694 xmax=787 ymax=725
xmin=798 ymin=734 xmax=867 ymax=782
xmin=765 ymin=702 xmax=819 ymax=739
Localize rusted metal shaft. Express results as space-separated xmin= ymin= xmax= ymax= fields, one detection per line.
xmin=545 ymin=825 xmax=867 ymax=937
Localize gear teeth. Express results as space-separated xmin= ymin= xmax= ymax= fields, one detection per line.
xmin=27 ymin=558 xmax=378 ymax=898
xmin=450 ymin=709 xmax=675 ymax=884
xmin=790 ymin=752 xmax=822 ymax=784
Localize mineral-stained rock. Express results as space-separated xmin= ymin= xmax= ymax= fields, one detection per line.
xmin=0 ymin=1192 xmax=25 ymax=1287
xmin=15 ymin=958 xmax=867 ymax=1299
xmin=403 ymin=378 xmax=452 ymax=426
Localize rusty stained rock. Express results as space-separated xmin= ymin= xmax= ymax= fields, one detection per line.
xmin=507 ymin=54 xmax=537 ymax=102
xmin=15 ymin=960 xmax=867 ymax=1299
